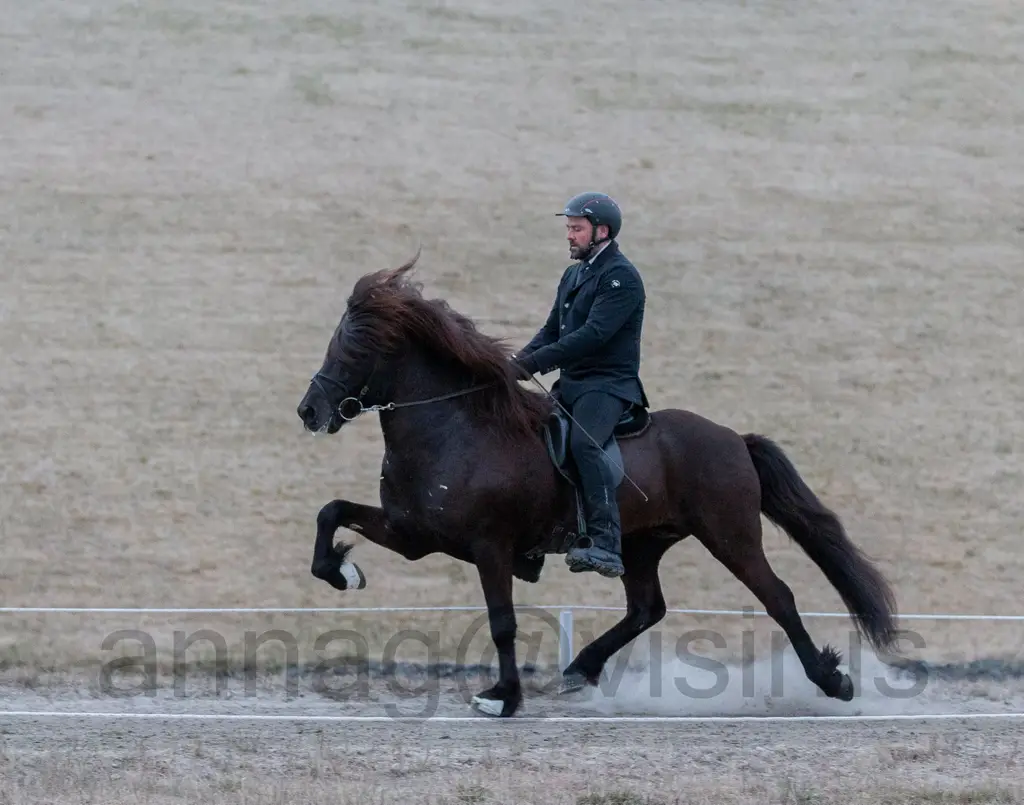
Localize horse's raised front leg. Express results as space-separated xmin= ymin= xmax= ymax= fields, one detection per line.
xmin=468 ymin=538 xmax=522 ymax=718
xmin=310 ymin=499 xmax=430 ymax=592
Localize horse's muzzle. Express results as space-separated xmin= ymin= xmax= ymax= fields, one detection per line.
xmin=298 ymin=402 xmax=318 ymax=430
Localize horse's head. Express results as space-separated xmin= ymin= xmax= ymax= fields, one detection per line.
xmin=297 ymin=256 xmax=421 ymax=434
xmin=297 ymin=251 xmax=552 ymax=438
xmin=295 ymin=313 xmax=369 ymax=434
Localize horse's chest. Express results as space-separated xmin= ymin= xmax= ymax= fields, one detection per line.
xmin=380 ymin=463 xmax=456 ymax=531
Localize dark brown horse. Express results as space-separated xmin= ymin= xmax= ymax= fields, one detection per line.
xmin=296 ymin=255 xmax=900 ymax=718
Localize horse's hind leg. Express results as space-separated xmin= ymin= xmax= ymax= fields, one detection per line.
xmin=560 ymin=537 xmax=675 ymax=693
xmin=696 ymin=513 xmax=854 ymax=702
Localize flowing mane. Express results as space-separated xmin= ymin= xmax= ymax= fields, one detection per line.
xmin=343 ymin=253 xmax=554 ymax=437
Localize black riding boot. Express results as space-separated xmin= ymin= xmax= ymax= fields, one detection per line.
xmin=566 ymin=487 xmax=625 ymax=578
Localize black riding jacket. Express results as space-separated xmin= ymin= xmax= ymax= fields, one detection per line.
xmin=519 ymin=240 xmax=649 ymax=408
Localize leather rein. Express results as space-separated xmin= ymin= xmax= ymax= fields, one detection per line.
xmin=310 ymin=369 xmax=494 ymax=422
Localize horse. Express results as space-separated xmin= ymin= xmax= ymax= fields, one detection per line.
xmin=296 ymin=254 xmax=900 ymax=718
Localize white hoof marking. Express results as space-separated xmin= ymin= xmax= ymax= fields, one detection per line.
xmin=470 ymin=696 xmax=504 ymax=717
xmin=340 ymin=562 xmax=364 ymax=590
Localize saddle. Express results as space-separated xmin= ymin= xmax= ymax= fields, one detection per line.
xmin=526 ymin=404 xmax=652 ymax=558
xmin=542 ymin=404 xmax=650 ymax=485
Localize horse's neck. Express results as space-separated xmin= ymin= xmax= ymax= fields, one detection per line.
xmin=377 ymin=351 xmax=477 ymax=451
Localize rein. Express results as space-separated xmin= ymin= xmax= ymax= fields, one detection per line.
xmin=339 ymin=383 xmax=495 ymax=420
xmin=311 ymin=364 xmax=650 ymax=502
xmin=311 ymin=370 xmax=495 ymax=422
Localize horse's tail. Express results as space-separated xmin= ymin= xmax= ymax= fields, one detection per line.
xmin=742 ymin=433 xmax=899 ymax=654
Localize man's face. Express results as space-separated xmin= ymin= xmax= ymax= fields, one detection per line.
xmin=565 ymin=216 xmax=607 ymax=260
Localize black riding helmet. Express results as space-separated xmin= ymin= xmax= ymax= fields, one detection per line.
xmin=556 ymin=191 xmax=622 ymax=243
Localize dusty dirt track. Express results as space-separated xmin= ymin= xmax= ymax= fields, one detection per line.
xmin=3 ymin=713 xmax=1024 ymax=804
xmin=4 ymin=651 xmax=1024 ymax=802
xmin=2 ymin=0 xmax=1024 ymax=800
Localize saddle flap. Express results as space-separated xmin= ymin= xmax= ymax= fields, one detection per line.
xmin=542 ymin=408 xmax=631 ymax=488
xmin=542 ymin=411 xmax=569 ymax=469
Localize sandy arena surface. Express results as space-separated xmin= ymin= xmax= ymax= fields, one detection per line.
xmin=4 ymin=651 xmax=1024 ymax=802
xmin=3 ymin=646 xmax=1024 ymax=719
xmin=4 ymin=663 xmax=1024 ymax=804
xmin=3 ymin=706 xmax=1024 ymax=804
xmin=2 ymin=0 xmax=1023 ymax=800
xmin=3 ymin=716 xmax=1024 ymax=803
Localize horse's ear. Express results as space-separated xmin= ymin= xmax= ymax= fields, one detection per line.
xmin=350 ymin=247 xmax=423 ymax=303
xmin=374 ymin=246 xmax=422 ymax=290
xmin=349 ymin=270 xmax=379 ymax=302
xmin=395 ymin=245 xmax=422 ymax=279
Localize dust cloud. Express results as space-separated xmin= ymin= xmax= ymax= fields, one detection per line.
xmin=569 ymin=637 xmax=936 ymax=718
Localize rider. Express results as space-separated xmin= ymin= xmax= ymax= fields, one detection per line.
xmin=512 ymin=191 xmax=649 ymax=578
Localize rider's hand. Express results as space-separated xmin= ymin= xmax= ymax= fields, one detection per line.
xmin=510 ymin=354 xmax=537 ymax=380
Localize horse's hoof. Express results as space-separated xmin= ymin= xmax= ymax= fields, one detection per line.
xmin=836 ymin=673 xmax=854 ymax=702
xmin=470 ymin=695 xmax=506 ymax=717
xmin=558 ymin=671 xmax=588 ymax=695
xmin=311 ymin=558 xmax=366 ymax=591
xmin=470 ymin=685 xmax=521 ymax=717
xmin=338 ymin=560 xmax=366 ymax=590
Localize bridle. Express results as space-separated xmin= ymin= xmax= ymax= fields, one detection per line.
xmin=310 ymin=368 xmax=494 ymax=422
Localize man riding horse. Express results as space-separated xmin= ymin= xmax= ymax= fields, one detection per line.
xmin=512 ymin=191 xmax=649 ymax=578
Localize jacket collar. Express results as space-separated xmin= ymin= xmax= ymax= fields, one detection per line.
xmin=583 ymin=239 xmax=613 ymax=266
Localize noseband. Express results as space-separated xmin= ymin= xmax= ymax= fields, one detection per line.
xmin=310 ymin=371 xmax=366 ymax=421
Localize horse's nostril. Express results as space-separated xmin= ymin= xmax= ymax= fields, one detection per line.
xmin=298 ymin=404 xmax=315 ymax=426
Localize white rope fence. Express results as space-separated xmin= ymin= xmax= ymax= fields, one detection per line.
xmin=3 ymin=605 xmax=1022 ymax=673
xmin=3 ymin=605 xmax=1024 ymax=620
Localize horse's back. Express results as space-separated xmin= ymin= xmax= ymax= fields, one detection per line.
xmin=644 ymin=405 xmax=748 ymax=447
xmin=623 ymin=406 xmax=760 ymax=490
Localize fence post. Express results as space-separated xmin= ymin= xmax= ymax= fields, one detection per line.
xmin=558 ymin=608 xmax=574 ymax=672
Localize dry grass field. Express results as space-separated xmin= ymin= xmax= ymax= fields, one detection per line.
xmin=1 ymin=0 xmax=1023 ymax=800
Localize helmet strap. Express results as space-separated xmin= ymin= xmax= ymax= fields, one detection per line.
xmin=573 ymin=221 xmax=608 ymax=262
xmin=588 ymin=223 xmax=609 ymax=250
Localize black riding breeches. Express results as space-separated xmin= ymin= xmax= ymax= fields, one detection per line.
xmin=567 ymin=391 xmax=630 ymax=506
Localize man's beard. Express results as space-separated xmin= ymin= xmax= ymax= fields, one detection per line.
xmin=570 ymin=242 xmax=594 ymax=261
